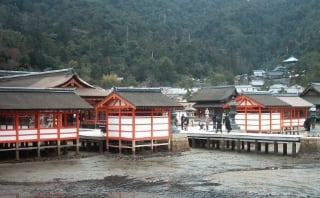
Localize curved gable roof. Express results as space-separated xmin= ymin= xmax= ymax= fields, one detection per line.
xmin=0 ymin=87 xmax=92 ymax=110
xmin=0 ymin=68 xmax=94 ymax=89
xmin=243 ymin=93 xmax=290 ymax=107
xmin=96 ymin=88 xmax=182 ymax=109
xmin=189 ymin=86 xmax=237 ymax=102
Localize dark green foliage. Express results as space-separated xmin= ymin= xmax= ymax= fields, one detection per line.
xmin=0 ymin=0 xmax=320 ymax=88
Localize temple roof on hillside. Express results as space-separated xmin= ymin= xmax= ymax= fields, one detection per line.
xmin=188 ymin=86 xmax=237 ymax=102
xmin=283 ymin=56 xmax=298 ymax=63
xmin=0 ymin=68 xmax=94 ymax=88
xmin=0 ymin=87 xmax=92 ymax=110
xmin=0 ymin=70 xmax=34 ymax=77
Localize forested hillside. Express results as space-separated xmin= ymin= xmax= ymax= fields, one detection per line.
xmin=1 ymin=0 xmax=320 ymax=88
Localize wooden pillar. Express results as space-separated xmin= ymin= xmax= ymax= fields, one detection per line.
xmin=15 ymin=142 xmax=19 ymax=160
xmin=283 ymin=143 xmax=287 ymax=155
xmin=231 ymin=140 xmax=236 ymax=150
xmin=99 ymin=140 xmax=103 ymax=154
xmin=220 ymin=139 xmax=225 ymax=151
xmin=255 ymin=140 xmax=259 ymax=153
xmin=119 ymin=140 xmax=122 ymax=154
xmin=292 ymin=142 xmax=296 ymax=156
xmin=236 ymin=139 xmax=240 ymax=152
xmin=247 ymin=142 xmax=250 ymax=152
xmin=257 ymin=142 xmax=261 ymax=152
xmin=274 ymin=141 xmax=278 ymax=154
xmin=37 ymin=141 xmax=41 ymax=158
xmin=76 ymin=139 xmax=79 ymax=154
xmin=216 ymin=140 xmax=220 ymax=149
xmin=265 ymin=143 xmax=269 ymax=154
xmin=151 ymin=139 xmax=154 ymax=151
xmin=57 ymin=140 xmax=61 ymax=157
xmin=191 ymin=138 xmax=195 ymax=148
xmin=206 ymin=138 xmax=210 ymax=148
xmin=106 ymin=139 xmax=109 ymax=152
xmin=132 ymin=140 xmax=136 ymax=155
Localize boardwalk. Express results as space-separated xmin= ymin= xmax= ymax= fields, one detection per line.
xmin=179 ymin=126 xmax=305 ymax=156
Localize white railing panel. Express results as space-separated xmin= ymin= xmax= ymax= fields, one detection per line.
xmin=0 ymin=130 xmax=16 ymax=136
xmin=153 ymin=131 xmax=169 ymax=137
xmin=120 ymin=132 xmax=133 ymax=138
xmin=40 ymin=129 xmax=58 ymax=134
xmin=0 ymin=136 xmax=16 ymax=141
xmin=19 ymin=135 xmax=37 ymax=140
xmin=108 ymin=124 xmax=119 ymax=131
xmin=135 ymin=131 xmax=151 ymax=138
xmin=108 ymin=131 xmax=119 ymax=137
xmin=135 ymin=117 xmax=151 ymax=124
xmin=61 ymin=128 xmax=77 ymax=133
xmin=60 ymin=133 xmax=77 ymax=138
xmin=121 ymin=125 xmax=134 ymax=131
xmin=153 ymin=117 xmax=168 ymax=124
xmin=40 ymin=134 xmax=58 ymax=139
xmin=135 ymin=125 xmax=151 ymax=131
xmin=121 ymin=117 xmax=133 ymax=124
xmin=19 ymin=129 xmax=37 ymax=135
xmin=153 ymin=124 xmax=169 ymax=131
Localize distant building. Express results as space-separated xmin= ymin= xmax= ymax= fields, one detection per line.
xmin=283 ymin=56 xmax=299 ymax=64
xmin=253 ymin=70 xmax=266 ymax=78
xmin=235 ymin=85 xmax=259 ymax=93
xmin=188 ymin=85 xmax=238 ymax=117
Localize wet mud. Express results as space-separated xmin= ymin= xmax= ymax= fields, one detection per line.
xmin=0 ymin=149 xmax=320 ymax=198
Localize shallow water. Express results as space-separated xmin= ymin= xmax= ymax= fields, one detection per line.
xmin=0 ymin=149 xmax=319 ymax=197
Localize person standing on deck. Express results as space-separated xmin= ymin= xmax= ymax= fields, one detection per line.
xmin=205 ymin=115 xmax=210 ymax=131
xmin=180 ymin=114 xmax=185 ymax=131
xmin=212 ymin=114 xmax=217 ymax=130
xmin=216 ymin=116 xmax=222 ymax=133
xmin=225 ymin=114 xmax=232 ymax=133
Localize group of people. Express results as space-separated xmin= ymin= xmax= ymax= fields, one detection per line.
xmin=211 ymin=113 xmax=231 ymax=133
xmin=180 ymin=108 xmax=232 ymax=133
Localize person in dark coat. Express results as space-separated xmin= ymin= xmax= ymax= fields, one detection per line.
xmin=225 ymin=115 xmax=232 ymax=133
xmin=304 ymin=117 xmax=311 ymax=131
xmin=212 ymin=114 xmax=217 ymax=129
xmin=180 ymin=114 xmax=185 ymax=130
xmin=184 ymin=116 xmax=189 ymax=131
xmin=216 ymin=116 xmax=222 ymax=133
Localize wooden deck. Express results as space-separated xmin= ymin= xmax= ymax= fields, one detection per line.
xmin=184 ymin=129 xmax=302 ymax=156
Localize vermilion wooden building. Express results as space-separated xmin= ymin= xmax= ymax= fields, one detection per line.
xmin=0 ymin=68 xmax=110 ymax=128
xmin=0 ymin=87 xmax=92 ymax=160
xmin=232 ymin=93 xmax=312 ymax=133
xmin=95 ymin=88 xmax=182 ymax=154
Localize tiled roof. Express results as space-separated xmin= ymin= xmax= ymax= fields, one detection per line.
xmin=188 ymin=86 xmax=237 ymax=102
xmin=0 ymin=87 xmax=92 ymax=110
xmin=0 ymin=68 xmax=94 ymax=88
xmin=276 ymin=96 xmax=313 ymax=107
xmin=75 ymin=88 xmax=110 ymax=97
xmin=115 ymin=88 xmax=182 ymax=108
xmin=300 ymin=83 xmax=320 ymax=96
xmin=245 ymin=93 xmax=290 ymax=107
xmin=301 ymin=96 xmax=320 ymax=105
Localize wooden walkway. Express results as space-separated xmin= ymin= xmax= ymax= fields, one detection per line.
xmin=185 ymin=131 xmax=302 ymax=156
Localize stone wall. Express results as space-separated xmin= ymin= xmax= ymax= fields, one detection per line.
xmin=171 ymin=133 xmax=190 ymax=152
xmin=299 ymin=137 xmax=320 ymax=153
